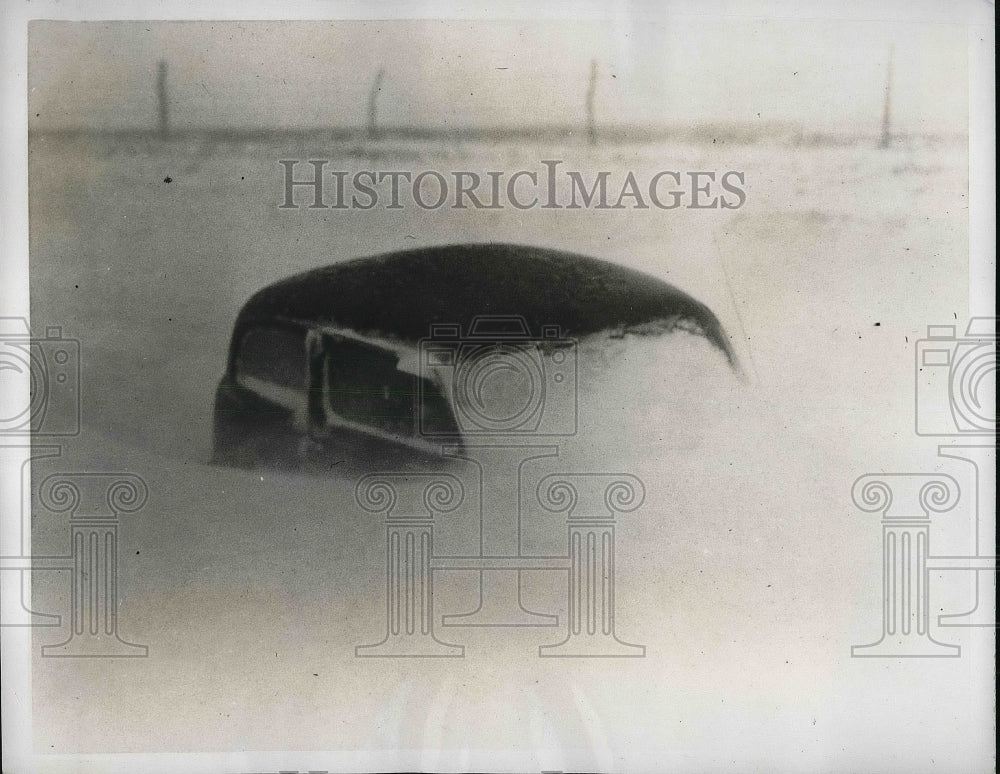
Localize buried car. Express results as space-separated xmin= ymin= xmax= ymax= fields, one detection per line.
xmin=211 ymin=243 xmax=739 ymax=471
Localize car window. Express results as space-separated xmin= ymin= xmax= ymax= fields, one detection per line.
xmin=324 ymin=335 xmax=458 ymax=439
xmin=235 ymin=325 xmax=307 ymax=401
xmin=417 ymin=381 xmax=458 ymax=436
xmin=325 ymin=336 xmax=416 ymax=436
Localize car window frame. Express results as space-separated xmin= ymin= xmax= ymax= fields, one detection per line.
xmin=233 ymin=319 xmax=310 ymax=413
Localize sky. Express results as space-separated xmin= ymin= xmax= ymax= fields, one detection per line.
xmin=27 ymin=15 xmax=969 ymax=134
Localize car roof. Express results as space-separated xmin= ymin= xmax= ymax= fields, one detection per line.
xmin=233 ymin=243 xmax=737 ymax=366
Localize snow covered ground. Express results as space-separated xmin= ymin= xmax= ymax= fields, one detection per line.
xmin=26 ymin=132 xmax=988 ymax=770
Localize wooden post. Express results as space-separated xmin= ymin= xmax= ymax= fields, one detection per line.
xmin=157 ymin=60 xmax=170 ymax=140
xmin=586 ymin=59 xmax=598 ymax=146
xmin=367 ymin=68 xmax=385 ymax=141
xmin=879 ymin=45 xmax=893 ymax=149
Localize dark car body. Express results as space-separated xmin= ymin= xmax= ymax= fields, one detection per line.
xmin=212 ymin=243 xmax=737 ymax=471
